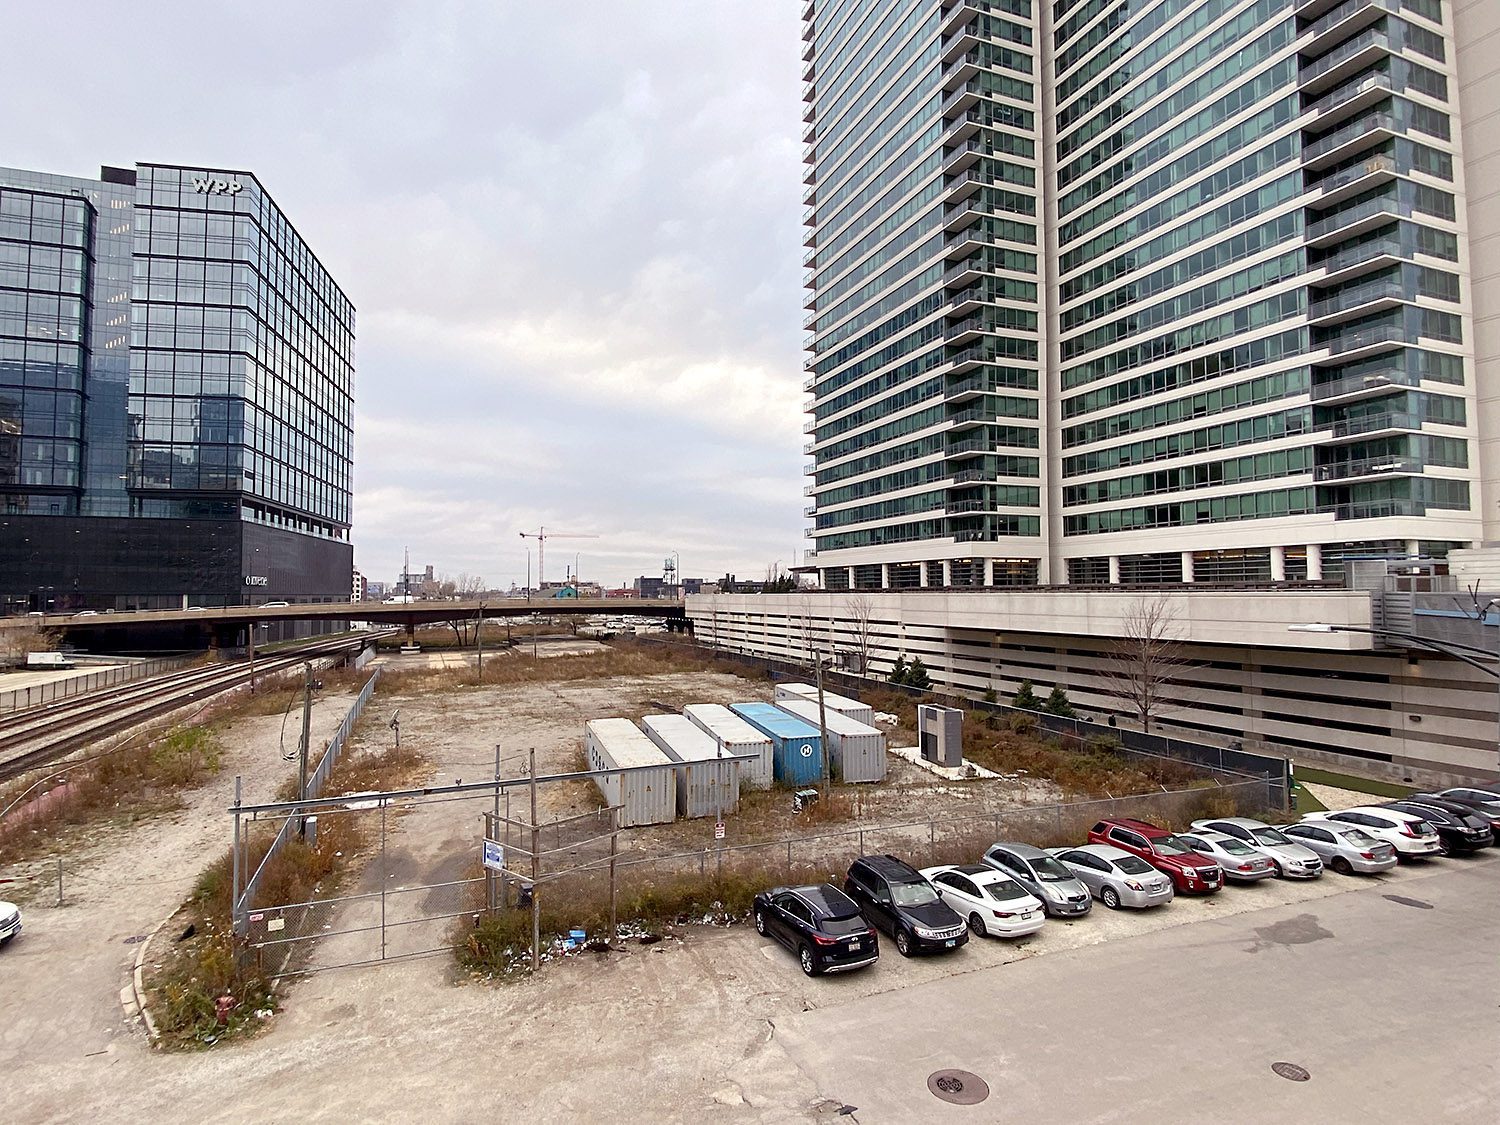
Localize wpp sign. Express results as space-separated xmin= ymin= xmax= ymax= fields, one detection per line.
xmin=193 ymin=176 xmax=243 ymax=196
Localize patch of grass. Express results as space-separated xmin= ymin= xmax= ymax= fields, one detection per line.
xmin=1293 ymin=766 xmax=1415 ymax=800
xmin=1291 ymin=782 xmax=1328 ymax=814
xmin=0 ymin=725 xmax=224 ymax=864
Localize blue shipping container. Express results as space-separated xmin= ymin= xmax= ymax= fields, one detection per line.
xmin=730 ymin=702 xmax=824 ymax=785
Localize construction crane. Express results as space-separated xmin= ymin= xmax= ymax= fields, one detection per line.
xmin=518 ymin=527 xmax=599 ymax=593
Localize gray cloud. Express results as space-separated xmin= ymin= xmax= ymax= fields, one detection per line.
xmin=8 ymin=0 xmax=807 ymax=589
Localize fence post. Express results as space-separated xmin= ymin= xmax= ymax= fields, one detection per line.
xmin=929 ymin=819 xmax=936 ymax=862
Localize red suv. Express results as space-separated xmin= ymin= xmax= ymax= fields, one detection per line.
xmin=1087 ymin=818 xmax=1223 ymax=895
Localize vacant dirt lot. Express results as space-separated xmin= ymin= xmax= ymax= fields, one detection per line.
xmin=2 ymin=650 xmax=1333 ymax=1123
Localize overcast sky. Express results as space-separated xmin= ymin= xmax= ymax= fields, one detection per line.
xmin=7 ymin=0 xmax=808 ymax=591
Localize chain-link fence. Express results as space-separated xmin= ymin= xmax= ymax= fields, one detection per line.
xmin=0 ymin=655 xmax=196 ymax=713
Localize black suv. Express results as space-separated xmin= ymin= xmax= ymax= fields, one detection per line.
xmin=1383 ymin=799 xmax=1494 ymax=854
xmin=843 ymin=855 xmax=967 ymax=957
xmin=752 ymin=884 xmax=879 ymax=976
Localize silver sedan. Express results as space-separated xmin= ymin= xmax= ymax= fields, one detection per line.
xmin=1282 ymin=821 xmax=1397 ymax=875
xmin=1181 ymin=831 xmax=1276 ymax=882
xmin=1047 ymin=844 xmax=1174 ymax=909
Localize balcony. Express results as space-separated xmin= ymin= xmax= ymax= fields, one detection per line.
xmin=803 ymin=440 xmax=815 ymax=454
xmin=943 ymin=255 xmax=989 ymax=288
xmin=1307 ymin=277 xmax=1408 ymax=323
xmin=946 ymin=436 xmax=993 ymax=456
xmin=1313 ymin=235 xmax=1405 ymax=282
xmin=1299 ymin=30 xmax=1393 ymax=96
xmin=951 ymin=468 xmax=993 ymax=484
xmin=1318 ymin=410 xmax=1422 ymax=439
xmin=1302 ymin=111 xmax=1399 ymax=168
xmin=1309 ymin=151 xmax=1398 ymax=203
xmin=946 ymin=499 xmax=994 ymax=514
xmin=804 ymin=481 xmax=815 ymax=496
xmin=1304 ymin=70 xmax=1394 ymax=128
xmin=947 ymin=404 xmax=995 ymax=428
xmin=803 ymin=415 xmax=817 ymax=435
xmin=1305 ymin=190 xmax=1407 ymax=243
xmin=942 ymin=135 xmax=994 ymax=175
xmin=1306 ymin=0 xmax=1399 ymax=49
xmin=941 ymin=76 xmax=989 ymax=118
xmin=804 ymin=505 xmax=816 ymax=517
xmin=803 ymin=372 xmax=817 ymax=392
xmin=1325 ymin=498 xmax=1428 ymax=520
xmin=802 ymin=308 xmax=817 ymax=329
xmin=802 ymin=183 xmax=816 ymax=205
xmin=945 ymin=166 xmax=989 ymax=204
xmin=1316 ymin=322 xmax=1410 ymax=359
xmin=1313 ymin=453 xmax=1423 ymax=481
xmin=1309 ymin=364 xmax=1418 ymax=401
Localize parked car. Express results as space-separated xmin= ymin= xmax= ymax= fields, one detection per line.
xmin=71 ymin=610 xmax=98 ymax=618
xmin=1282 ymin=821 xmax=1397 ymax=875
xmin=980 ymin=842 xmax=1093 ymax=917
xmin=1382 ymin=800 xmax=1494 ymax=855
xmin=260 ymin=601 xmax=290 ymax=609
xmin=1047 ymin=844 xmax=1173 ymax=909
xmin=1086 ymin=818 xmax=1223 ymax=895
xmin=843 ymin=855 xmax=968 ymax=957
xmin=920 ymin=864 xmax=1046 ymax=938
xmin=1302 ymin=807 xmax=1442 ymax=860
xmin=1426 ymin=787 xmax=1500 ymax=828
xmin=1189 ymin=817 xmax=1323 ymax=878
xmin=0 ymin=900 xmax=19 ymax=945
xmin=752 ymin=883 xmax=879 ymax=976
xmin=1179 ymin=831 xmax=1277 ymax=882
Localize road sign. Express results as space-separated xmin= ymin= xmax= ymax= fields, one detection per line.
xmin=714 ymin=821 xmax=726 ymax=841
xmin=482 ymin=838 xmax=505 ymax=871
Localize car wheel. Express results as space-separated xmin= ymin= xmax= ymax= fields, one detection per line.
xmin=1331 ymin=856 xmax=1353 ymax=876
xmin=968 ymin=912 xmax=987 ymax=938
xmin=895 ymin=929 xmax=914 ymax=957
xmin=754 ymin=909 xmax=766 ymax=936
xmin=1101 ymin=886 xmax=1121 ymax=910
xmin=1271 ymin=860 xmax=1286 ymax=878
xmin=799 ymin=944 xmax=819 ymax=976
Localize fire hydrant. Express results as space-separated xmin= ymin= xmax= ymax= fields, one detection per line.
xmin=215 ymin=994 xmax=236 ymax=1026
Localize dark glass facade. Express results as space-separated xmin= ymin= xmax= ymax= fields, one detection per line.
xmin=0 ymin=162 xmax=353 ymax=612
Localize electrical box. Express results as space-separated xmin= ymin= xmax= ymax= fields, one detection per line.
xmin=918 ymin=705 xmax=964 ymax=767
xmin=793 ymin=788 xmax=820 ymax=813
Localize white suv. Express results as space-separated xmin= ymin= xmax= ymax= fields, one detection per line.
xmin=1301 ymin=807 xmax=1442 ymax=859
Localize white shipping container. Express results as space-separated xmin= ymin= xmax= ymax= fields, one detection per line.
xmin=584 ymin=718 xmax=677 ymax=827
xmin=640 ymin=714 xmax=741 ymax=819
xmin=683 ymin=704 xmax=774 ymax=789
xmin=773 ymin=683 xmax=876 ymax=726
xmin=773 ymin=698 xmax=887 ymax=783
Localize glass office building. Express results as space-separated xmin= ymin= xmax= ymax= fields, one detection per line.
xmin=0 ymin=162 xmax=353 ymax=611
xmin=801 ymin=0 xmax=1481 ymax=589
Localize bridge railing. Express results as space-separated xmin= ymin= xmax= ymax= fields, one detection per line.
xmin=0 ymin=654 xmax=197 ymax=714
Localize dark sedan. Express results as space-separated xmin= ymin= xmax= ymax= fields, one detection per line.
xmin=753 ymin=883 xmax=879 ymax=976
xmin=1421 ymin=788 xmax=1500 ymax=833
xmin=1384 ymin=799 xmax=1495 ymax=855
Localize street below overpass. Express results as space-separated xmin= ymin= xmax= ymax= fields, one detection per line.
xmin=772 ymin=856 xmax=1499 ymax=1122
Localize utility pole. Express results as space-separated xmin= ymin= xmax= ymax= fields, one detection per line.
xmin=297 ymin=662 xmax=313 ymax=834
xmin=248 ymin=623 xmax=257 ymax=694
xmin=476 ymin=603 xmax=485 ymax=682
xmin=529 ymin=748 xmax=540 ymax=972
xmin=815 ymin=651 xmax=831 ymax=800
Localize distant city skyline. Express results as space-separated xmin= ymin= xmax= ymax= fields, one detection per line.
xmin=4 ymin=1 xmax=808 ymax=589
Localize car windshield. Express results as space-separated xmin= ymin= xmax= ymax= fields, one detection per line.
xmin=822 ymin=914 xmax=868 ymax=936
xmin=982 ymin=878 xmax=1028 ymax=900
xmin=1217 ymin=838 xmax=1255 ymax=855
xmin=1115 ymin=855 xmax=1154 ymax=875
xmin=891 ymin=882 xmax=941 ymax=907
xmin=1339 ymin=828 xmax=1377 ymax=846
xmin=1031 ymin=856 xmax=1075 ymax=881
xmin=1251 ymin=827 xmax=1291 ymax=846
xmin=1153 ymin=835 xmax=1193 ymax=855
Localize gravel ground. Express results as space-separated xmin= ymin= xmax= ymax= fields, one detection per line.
xmin=6 ymin=660 xmax=1429 ymax=1123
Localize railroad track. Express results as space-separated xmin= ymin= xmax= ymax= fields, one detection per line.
xmin=0 ymin=635 xmax=377 ymax=784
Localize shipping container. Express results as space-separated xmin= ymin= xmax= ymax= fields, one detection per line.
xmin=683 ymin=704 xmax=774 ymax=789
xmin=640 ymin=714 xmax=741 ymax=819
xmin=729 ymin=702 xmax=825 ymax=786
xmin=584 ymin=718 xmax=676 ymax=827
xmin=773 ymin=682 xmax=876 ymax=726
xmin=773 ymin=698 xmax=888 ymax=783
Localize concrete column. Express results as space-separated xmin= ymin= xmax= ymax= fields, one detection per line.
xmin=1108 ymin=555 xmax=1122 ymax=585
xmin=846 ymin=567 xmax=856 ymax=591
xmin=1181 ymin=551 xmax=1195 ymax=583
xmin=1307 ymin=544 xmax=1323 ymax=580
xmin=941 ymin=559 xmax=952 ymax=588
xmin=880 ymin=563 xmax=890 ymax=590
xmin=984 ymin=558 xmax=995 ymax=587
xmin=919 ymin=563 xmax=930 ymax=589
xmin=1407 ymin=539 xmax=1421 ymax=560
xmin=1270 ymin=545 xmax=1286 ymax=582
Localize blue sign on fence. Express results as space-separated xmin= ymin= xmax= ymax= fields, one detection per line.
xmin=482 ymin=838 xmax=505 ymax=872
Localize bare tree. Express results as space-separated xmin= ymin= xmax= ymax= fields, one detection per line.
xmin=845 ymin=594 xmax=875 ymax=676
xmin=1098 ymin=596 xmax=1194 ymax=735
xmin=445 ymin=573 xmax=486 ymax=646
xmin=1 ymin=622 xmax=60 ymax=667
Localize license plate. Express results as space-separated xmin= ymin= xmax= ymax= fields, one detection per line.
xmin=1022 ymin=913 xmax=1036 ymax=920
xmin=944 ymin=939 xmax=955 ymax=947
xmin=848 ymin=940 xmax=861 ymax=951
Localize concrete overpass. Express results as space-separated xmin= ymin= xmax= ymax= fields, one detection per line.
xmin=0 ymin=598 xmax=690 ymax=651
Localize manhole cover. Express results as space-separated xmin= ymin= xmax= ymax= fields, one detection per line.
xmin=122 ymin=935 xmax=148 ymax=945
xmin=1381 ymin=894 xmax=1434 ymax=910
xmin=1271 ymin=1062 xmax=1311 ymax=1082
xmin=927 ymin=1069 xmax=990 ymax=1105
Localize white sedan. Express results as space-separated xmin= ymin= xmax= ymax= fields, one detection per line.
xmin=0 ymin=900 xmax=20 ymax=945
xmin=920 ymin=864 xmax=1046 ymax=939
xmin=1302 ymin=807 xmax=1443 ymax=859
